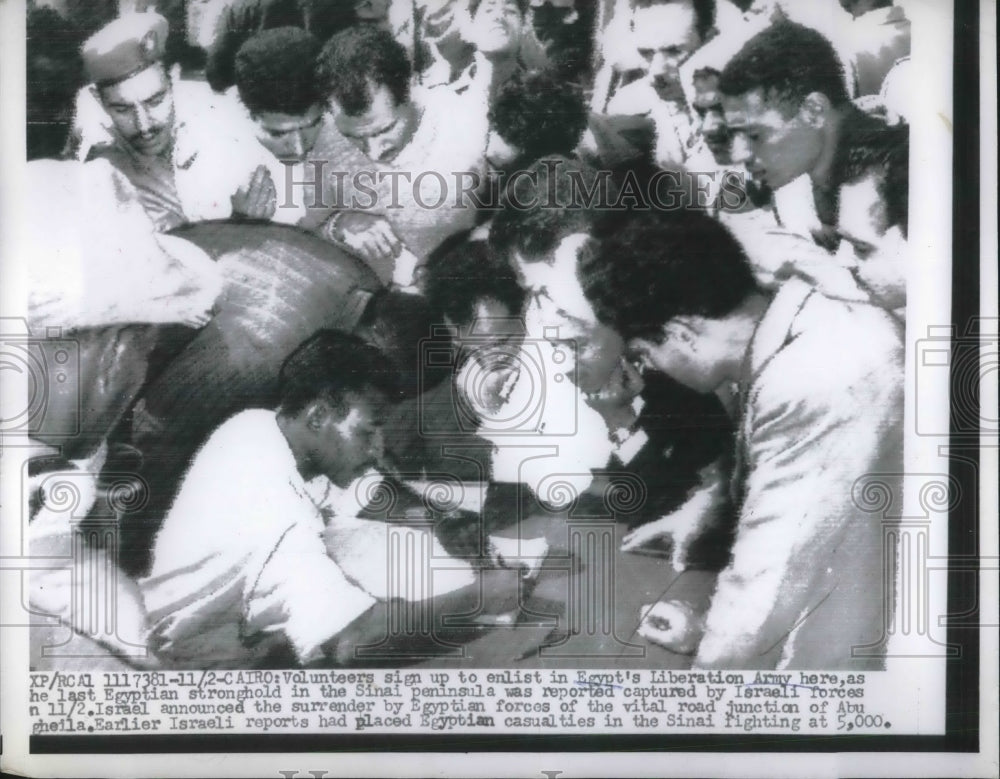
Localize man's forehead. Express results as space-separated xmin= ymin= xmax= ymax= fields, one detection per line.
xmin=101 ymin=63 xmax=169 ymax=101
xmin=257 ymin=106 xmax=324 ymax=132
xmin=343 ymin=389 xmax=390 ymax=418
xmin=477 ymin=0 xmax=522 ymax=13
xmin=721 ymin=89 xmax=768 ymax=125
xmin=632 ymin=4 xmax=697 ymax=47
xmin=334 ymin=87 xmax=398 ymax=136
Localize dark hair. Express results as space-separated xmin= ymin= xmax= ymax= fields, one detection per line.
xmin=718 ymin=20 xmax=849 ymax=108
xmin=27 ymin=6 xmax=84 ymax=159
xmin=206 ymin=0 xmax=357 ymax=92
xmin=235 ymin=27 xmax=323 ymax=115
xmin=489 ymin=70 xmax=589 ymax=160
xmin=422 ymin=231 xmax=526 ymax=327
xmin=356 ymin=289 xmax=441 ymax=398
xmin=580 ymin=209 xmax=760 ymax=341
xmin=489 ymin=157 xmax=613 ymax=264
xmin=633 ymin=0 xmax=716 ymax=43
xmin=278 ymin=329 xmax=397 ymax=415
xmin=317 ymin=25 xmax=411 ymax=115
xmin=837 ymin=111 xmax=909 ymax=236
xmin=469 ymin=0 xmax=529 ymax=17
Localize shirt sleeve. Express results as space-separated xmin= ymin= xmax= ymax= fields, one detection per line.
xmin=693 ymin=341 xmax=902 ymax=668
xmin=244 ymin=516 xmax=377 ymax=665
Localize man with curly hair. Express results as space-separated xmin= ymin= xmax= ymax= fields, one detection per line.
xmin=227 ymin=26 xmax=332 ymax=223
xmin=718 ymin=19 xmax=908 ymax=310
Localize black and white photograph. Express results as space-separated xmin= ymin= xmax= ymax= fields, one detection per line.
xmin=0 ymin=0 xmax=995 ymax=776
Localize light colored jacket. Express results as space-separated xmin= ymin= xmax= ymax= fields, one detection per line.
xmin=695 ymin=279 xmax=904 ymax=669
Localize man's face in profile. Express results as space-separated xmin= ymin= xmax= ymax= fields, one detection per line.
xmin=310 ymin=390 xmax=389 ymax=487
xmin=692 ymin=71 xmax=731 ymax=163
xmin=515 ymin=232 xmax=600 ymax=346
xmin=723 ymin=87 xmax=825 ymax=190
xmin=96 ymin=63 xmax=175 ymax=158
xmin=628 ymin=318 xmax=731 ymax=394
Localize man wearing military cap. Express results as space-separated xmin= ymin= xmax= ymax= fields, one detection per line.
xmin=81 ymin=11 xmax=266 ymax=231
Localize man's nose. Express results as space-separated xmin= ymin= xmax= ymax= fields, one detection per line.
xmin=729 ymin=132 xmax=753 ymax=164
xmin=649 ymin=52 xmax=679 ymax=80
xmin=365 ymin=136 xmax=390 ymax=161
xmin=135 ymin=107 xmax=153 ymax=134
xmin=703 ymin=111 xmax=725 ymax=134
xmin=288 ymin=130 xmax=306 ymax=159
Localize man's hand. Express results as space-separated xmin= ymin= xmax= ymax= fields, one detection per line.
xmin=637 ymin=600 xmax=705 ymax=655
xmin=231 ymin=165 xmax=277 ymax=221
xmin=488 ymin=534 xmax=549 ymax=582
xmin=621 ymin=459 xmax=728 ymax=570
xmin=329 ymin=211 xmax=402 ymax=267
xmin=620 ymin=513 xmax=678 ymax=553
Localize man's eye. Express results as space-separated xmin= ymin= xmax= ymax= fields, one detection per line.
xmin=146 ymin=93 xmax=166 ymax=108
xmin=638 ymin=48 xmax=654 ymax=61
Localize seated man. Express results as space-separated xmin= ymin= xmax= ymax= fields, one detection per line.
xmin=305 ymin=25 xmax=490 ymax=286
xmin=581 ymin=207 xmax=903 ymax=669
xmin=141 ymin=331 xmax=394 ymax=668
xmin=718 ymin=19 xmax=909 ymax=310
xmin=78 ymin=12 xmax=267 ymax=231
xmin=125 ymin=222 xmax=384 ymax=576
xmin=142 ymin=330 xmax=540 ymax=668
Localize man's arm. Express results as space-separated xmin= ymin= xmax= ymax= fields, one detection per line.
xmin=693 ymin=342 xmax=902 ymax=668
xmin=244 ymin=519 xmax=378 ymax=666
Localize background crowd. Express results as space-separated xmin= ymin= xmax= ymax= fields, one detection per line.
xmin=23 ymin=0 xmax=911 ymax=671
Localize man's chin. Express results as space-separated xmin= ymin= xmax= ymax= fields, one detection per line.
xmin=131 ymin=135 xmax=171 ymax=156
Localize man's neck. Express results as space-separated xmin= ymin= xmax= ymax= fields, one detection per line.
xmin=276 ymin=412 xmax=316 ymax=482
xmin=719 ymin=291 xmax=772 ymax=384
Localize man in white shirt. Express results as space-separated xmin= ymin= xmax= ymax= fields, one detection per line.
xmin=141 ymin=329 xmax=527 ymax=668
xmin=141 ymin=331 xmax=394 ymax=668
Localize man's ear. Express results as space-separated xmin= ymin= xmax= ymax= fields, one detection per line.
xmin=304 ymin=397 xmax=346 ymax=432
xmin=303 ymin=400 xmax=327 ymax=432
xmin=800 ymin=91 xmax=832 ymax=127
xmin=665 ymin=317 xmax=698 ymax=346
xmin=672 ymin=316 xmax=710 ymax=348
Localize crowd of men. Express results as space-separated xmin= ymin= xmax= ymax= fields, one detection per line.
xmin=25 ymin=0 xmax=910 ymax=671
